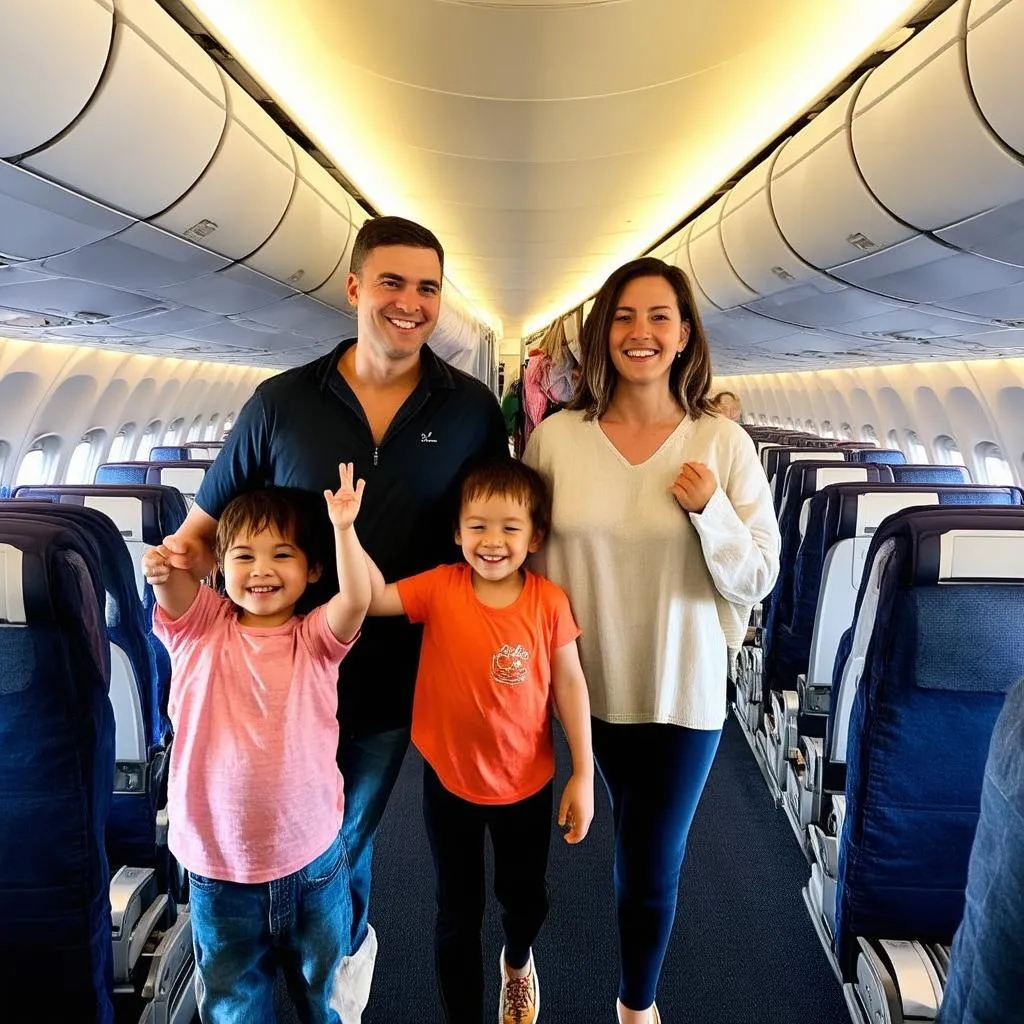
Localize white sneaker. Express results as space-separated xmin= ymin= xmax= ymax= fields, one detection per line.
xmin=498 ymin=947 xmax=539 ymax=1024
xmin=332 ymin=925 xmax=377 ymax=1024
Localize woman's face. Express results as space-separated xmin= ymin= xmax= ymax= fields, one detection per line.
xmin=607 ymin=275 xmax=689 ymax=389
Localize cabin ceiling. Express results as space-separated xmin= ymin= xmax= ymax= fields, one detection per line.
xmin=179 ymin=0 xmax=931 ymax=339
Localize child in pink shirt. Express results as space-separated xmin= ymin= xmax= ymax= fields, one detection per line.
xmin=143 ymin=464 xmax=370 ymax=1024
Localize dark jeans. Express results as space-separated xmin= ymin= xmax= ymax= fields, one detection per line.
xmin=188 ymin=831 xmax=351 ymax=1024
xmin=938 ymin=677 xmax=1024 ymax=1024
xmin=338 ymin=726 xmax=411 ymax=950
xmin=592 ymin=718 xmax=721 ymax=1011
xmin=422 ymin=764 xmax=552 ymax=1024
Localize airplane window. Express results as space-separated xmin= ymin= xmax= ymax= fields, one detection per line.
xmin=935 ymin=435 xmax=965 ymax=466
xmin=139 ymin=421 xmax=162 ymax=460
xmin=205 ymin=414 xmax=220 ymax=441
xmin=840 ymin=423 xmax=854 ymax=440
xmin=886 ymin=429 xmax=902 ymax=452
xmin=163 ymin=418 xmax=185 ymax=446
xmin=805 ymin=419 xmax=816 ymax=431
xmin=820 ymin=420 xmax=834 ymax=438
xmin=108 ymin=424 xmax=136 ymax=463
xmin=862 ymin=425 xmax=878 ymax=443
xmin=784 ymin=418 xmax=795 ymax=429
xmin=66 ymin=430 xmax=105 ymax=484
xmin=759 ymin=414 xmax=769 ymax=425
xmin=222 ymin=413 xmax=236 ymax=437
xmin=906 ymin=430 xmax=928 ymax=463
xmin=771 ymin=416 xmax=781 ymax=426
xmin=187 ymin=416 xmax=204 ymax=443
xmin=15 ymin=437 xmax=58 ymax=487
xmin=976 ymin=442 xmax=1015 ymax=485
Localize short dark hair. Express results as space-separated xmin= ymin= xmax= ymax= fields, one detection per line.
xmin=459 ymin=458 xmax=552 ymax=539
xmin=215 ymin=488 xmax=323 ymax=568
xmin=349 ymin=216 xmax=445 ymax=278
xmin=568 ymin=256 xmax=713 ymax=421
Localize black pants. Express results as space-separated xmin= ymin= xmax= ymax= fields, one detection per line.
xmin=422 ymin=764 xmax=552 ymax=1024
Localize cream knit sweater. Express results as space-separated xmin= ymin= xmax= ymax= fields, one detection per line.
xmin=524 ymin=409 xmax=779 ymax=730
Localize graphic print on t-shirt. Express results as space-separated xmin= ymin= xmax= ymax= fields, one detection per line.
xmin=491 ymin=643 xmax=530 ymax=686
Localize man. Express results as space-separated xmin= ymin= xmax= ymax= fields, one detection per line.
xmin=710 ymin=390 xmax=742 ymax=422
xmin=162 ymin=216 xmax=508 ymax=1018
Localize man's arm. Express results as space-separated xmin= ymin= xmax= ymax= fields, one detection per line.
xmin=142 ymin=545 xmax=200 ymax=621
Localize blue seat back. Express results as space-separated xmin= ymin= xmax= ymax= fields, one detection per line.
xmin=833 ymin=506 xmax=1024 ymax=971
xmin=148 ymin=446 xmax=190 ymax=462
xmin=848 ymin=448 xmax=907 ymax=465
xmin=890 ymin=464 xmax=972 ymax=484
xmin=0 ymin=518 xmax=115 ymax=1021
xmin=764 ymin=446 xmax=846 ymax=513
xmin=792 ymin=485 xmax=1024 ymax=698
xmin=761 ymin=461 xmax=892 ymax=699
xmin=95 ymin=462 xmax=149 ymax=485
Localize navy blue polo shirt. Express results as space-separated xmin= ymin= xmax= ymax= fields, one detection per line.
xmin=196 ymin=338 xmax=507 ymax=736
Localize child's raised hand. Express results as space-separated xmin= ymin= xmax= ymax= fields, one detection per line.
xmin=324 ymin=462 xmax=366 ymax=530
xmin=558 ymin=772 xmax=594 ymax=845
xmin=142 ymin=544 xmax=173 ymax=585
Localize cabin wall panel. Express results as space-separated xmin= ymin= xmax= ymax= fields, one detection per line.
xmin=718 ymin=356 xmax=1024 ymax=484
xmin=0 ymin=336 xmax=271 ymax=488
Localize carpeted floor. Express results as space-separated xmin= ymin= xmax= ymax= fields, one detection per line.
xmin=275 ymin=715 xmax=849 ymax=1023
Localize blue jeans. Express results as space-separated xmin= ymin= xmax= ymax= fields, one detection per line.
xmin=938 ymin=677 xmax=1024 ymax=1024
xmin=338 ymin=726 xmax=410 ymax=949
xmin=188 ymin=831 xmax=352 ymax=1024
xmin=592 ymin=718 xmax=721 ymax=1012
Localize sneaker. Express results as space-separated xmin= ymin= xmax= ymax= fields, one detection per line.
xmin=498 ymin=947 xmax=539 ymax=1024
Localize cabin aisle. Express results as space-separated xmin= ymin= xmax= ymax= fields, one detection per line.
xmin=276 ymin=716 xmax=848 ymax=1023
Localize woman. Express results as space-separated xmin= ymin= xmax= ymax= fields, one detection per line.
xmin=524 ymin=257 xmax=779 ymax=1023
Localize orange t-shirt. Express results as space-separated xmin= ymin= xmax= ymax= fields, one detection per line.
xmin=397 ymin=563 xmax=581 ymax=805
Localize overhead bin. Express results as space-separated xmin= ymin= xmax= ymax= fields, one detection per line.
xmin=719 ymin=146 xmax=910 ymax=334
xmin=686 ymin=197 xmax=758 ymax=311
xmin=649 ymin=233 xmax=681 ymax=264
xmin=310 ymin=205 xmax=371 ymax=311
xmin=242 ymin=143 xmax=353 ymax=294
xmin=240 ymin=295 xmax=351 ymax=343
xmin=670 ymin=223 xmax=718 ymax=317
xmin=0 ymin=0 xmax=114 ymax=158
xmin=152 ymin=71 xmax=296 ymax=261
xmin=22 ymin=0 xmax=227 ymax=220
xmin=851 ymin=0 xmax=1024 ymax=274
xmin=966 ymin=0 xmax=1024 ymax=172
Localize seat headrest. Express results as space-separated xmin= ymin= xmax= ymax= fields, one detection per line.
xmin=890 ymin=464 xmax=972 ymax=485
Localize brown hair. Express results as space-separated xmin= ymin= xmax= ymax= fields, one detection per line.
xmin=711 ymin=390 xmax=739 ymax=404
xmin=350 ymin=215 xmax=445 ymax=277
xmin=459 ymin=458 xmax=552 ymax=540
xmin=215 ymin=488 xmax=322 ymax=568
xmin=568 ymin=256 xmax=713 ymax=420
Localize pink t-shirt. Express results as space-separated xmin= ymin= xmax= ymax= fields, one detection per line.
xmin=153 ymin=585 xmax=356 ymax=884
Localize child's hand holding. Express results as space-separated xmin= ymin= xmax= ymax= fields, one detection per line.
xmin=558 ymin=772 xmax=594 ymax=844
xmin=142 ymin=544 xmax=173 ymax=585
xmin=324 ymin=462 xmax=366 ymax=531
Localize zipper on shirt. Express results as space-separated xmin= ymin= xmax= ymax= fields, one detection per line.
xmin=373 ymin=446 xmax=379 ymax=466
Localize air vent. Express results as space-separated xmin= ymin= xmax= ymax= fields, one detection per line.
xmin=0 ymin=307 xmax=73 ymax=328
xmin=846 ymin=232 xmax=879 ymax=252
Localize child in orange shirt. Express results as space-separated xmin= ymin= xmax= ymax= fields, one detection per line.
xmin=364 ymin=457 xmax=594 ymax=1024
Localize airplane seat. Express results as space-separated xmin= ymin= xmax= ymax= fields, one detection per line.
xmin=938 ymin=675 xmax=1024 ymax=1024
xmin=0 ymin=516 xmax=116 ymax=1022
xmin=781 ymin=485 xmax=1024 ymax=838
xmin=144 ymin=461 xmax=212 ymax=507
xmin=148 ymin=446 xmax=190 ymax=462
xmin=763 ymin=445 xmax=846 ymax=514
xmin=848 ymin=449 xmax=908 ymax=465
xmin=800 ymin=506 xmax=1024 ymax=1023
xmin=756 ymin=462 xmax=893 ymax=796
xmin=890 ymin=464 xmax=972 ymax=484
xmin=96 ymin=463 xmax=150 ymax=485
xmin=0 ymin=505 xmax=196 ymax=1024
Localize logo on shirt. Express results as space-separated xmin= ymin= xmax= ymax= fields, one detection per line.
xmin=491 ymin=643 xmax=530 ymax=686
xmin=420 ymin=431 xmax=438 ymax=443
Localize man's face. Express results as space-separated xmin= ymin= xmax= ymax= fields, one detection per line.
xmin=347 ymin=245 xmax=442 ymax=363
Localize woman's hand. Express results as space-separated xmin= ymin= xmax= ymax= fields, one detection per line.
xmin=669 ymin=461 xmax=717 ymax=513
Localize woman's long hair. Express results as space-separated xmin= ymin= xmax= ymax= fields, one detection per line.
xmin=568 ymin=257 xmax=713 ymax=421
